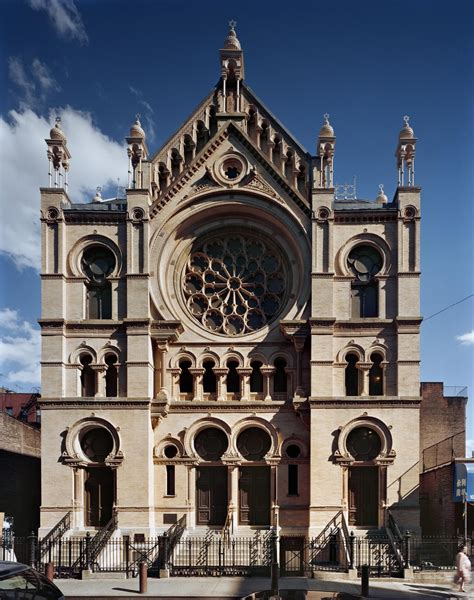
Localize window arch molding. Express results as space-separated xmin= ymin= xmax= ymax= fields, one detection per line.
xmin=97 ymin=344 xmax=121 ymax=365
xmin=222 ymin=350 xmax=245 ymax=368
xmin=62 ymin=416 xmax=123 ymax=468
xmin=280 ymin=437 xmax=308 ymax=460
xmin=154 ymin=436 xmax=184 ymax=459
xmin=334 ymin=234 xmax=391 ymax=278
xmin=171 ymin=351 xmax=197 ymax=369
xmin=183 ymin=417 xmax=231 ymax=459
xmin=367 ymin=344 xmax=388 ymax=363
xmin=67 ymin=234 xmax=122 ymax=278
xmin=268 ymin=351 xmax=294 ymax=369
xmin=231 ymin=417 xmax=279 ymax=459
xmin=335 ymin=416 xmax=395 ymax=466
xmin=336 ymin=344 xmax=364 ymax=364
xmin=70 ymin=345 xmax=97 ymax=364
xmin=197 ymin=351 xmax=221 ymax=369
xmin=247 ymin=352 xmax=268 ymax=369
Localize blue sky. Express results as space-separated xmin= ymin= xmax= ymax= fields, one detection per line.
xmin=0 ymin=0 xmax=472 ymax=449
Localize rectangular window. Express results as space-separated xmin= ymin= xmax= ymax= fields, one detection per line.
xmin=166 ymin=465 xmax=175 ymax=496
xmin=288 ymin=464 xmax=298 ymax=496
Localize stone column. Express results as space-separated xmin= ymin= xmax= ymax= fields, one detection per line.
xmin=358 ymin=363 xmax=371 ymax=396
xmin=190 ymin=368 xmax=204 ymax=401
xmin=237 ymin=368 xmax=252 ymax=401
xmin=285 ymin=367 xmax=295 ymax=398
xmin=157 ymin=343 xmax=168 ymax=398
xmin=187 ymin=465 xmax=196 ymax=529
xmin=213 ymin=368 xmax=228 ymax=401
xmin=261 ymin=367 xmax=276 ymax=401
xmin=293 ymin=337 xmax=306 ymax=397
xmin=169 ymin=368 xmax=181 ymax=400
xmin=93 ymin=365 xmax=106 ymax=397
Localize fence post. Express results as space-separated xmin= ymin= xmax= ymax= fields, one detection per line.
xmin=125 ymin=536 xmax=130 ymax=579
xmin=58 ymin=537 xmax=62 ymax=578
xmin=160 ymin=532 xmax=170 ymax=578
xmin=270 ymin=529 xmax=279 ymax=596
xmin=85 ymin=532 xmax=91 ymax=571
xmin=218 ymin=537 xmax=222 ymax=574
xmin=349 ymin=531 xmax=355 ymax=570
xmin=28 ymin=531 xmax=37 ymax=568
xmin=361 ymin=564 xmax=370 ymax=597
xmin=139 ymin=562 xmax=147 ymax=593
xmin=45 ymin=562 xmax=54 ymax=582
xmin=404 ymin=531 xmax=411 ymax=568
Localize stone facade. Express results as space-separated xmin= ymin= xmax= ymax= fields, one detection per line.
xmin=39 ymin=26 xmax=423 ymax=537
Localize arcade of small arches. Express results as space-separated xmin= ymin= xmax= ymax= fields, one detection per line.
xmin=149 ymin=103 xmax=309 ymax=199
xmin=72 ymin=347 xmax=121 ymax=398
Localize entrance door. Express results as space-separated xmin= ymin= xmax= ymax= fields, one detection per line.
xmin=84 ymin=467 xmax=114 ymax=527
xmin=239 ymin=466 xmax=271 ymax=525
xmin=196 ymin=466 xmax=228 ymax=526
xmin=348 ymin=466 xmax=379 ymax=526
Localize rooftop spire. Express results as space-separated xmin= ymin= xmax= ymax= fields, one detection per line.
xmin=223 ymin=20 xmax=241 ymax=50
xmin=220 ymin=20 xmax=245 ymax=83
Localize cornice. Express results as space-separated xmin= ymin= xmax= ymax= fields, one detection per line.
xmin=334 ymin=212 xmax=397 ymax=224
xmin=167 ymin=401 xmax=291 ymax=413
xmin=39 ymin=397 xmax=150 ymax=409
xmin=63 ymin=211 xmax=126 ymax=225
xmin=308 ymin=396 xmax=421 ymax=407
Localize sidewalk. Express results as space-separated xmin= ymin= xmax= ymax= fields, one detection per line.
xmin=53 ymin=576 xmax=473 ymax=599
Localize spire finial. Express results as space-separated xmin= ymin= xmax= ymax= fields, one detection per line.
xmin=324 ymin=113 xmax=330 ymax=122
xmin=376 ymin=183 xmax=388 ymax=204
xmin=403 ymin=115 xmax=410 ymax=126
xmin=135 ymin=113 xmax=141 ymax=123
xmin=229 ymin=19 xmax=237 ymax=30
xmin=319 ymin=113 xmax=335 ymax=138
xmin=379 ymin=183 xmax=384 ymax=193
xmin=92 ymin=186 xmax=102 ymax=203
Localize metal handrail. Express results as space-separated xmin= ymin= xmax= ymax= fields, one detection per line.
xmin=71 ymin=509 xmax=117 ymax=571
xmin=221 ymin=506 xmax=233 ymax=544
xmin=39 ymin=511 xmax=71 ymax=559
xmin=386 ymin=510 xmax=405 ymax=571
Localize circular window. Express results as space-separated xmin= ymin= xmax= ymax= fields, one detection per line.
xmin=183 ymin=232 xmax=288 ymax=335
xmin=164 ymin=445 xmax=178 ymax=459
xmin=82 ymin=246 xmax=116 ymax=283
xmin=346 ymin=427 xmax=381 ymax=461
xmin=79 ymin=427 xmax=114 ymax=462
xmin=237 ymin=427 xmax=272 ymax=460
xmin=286 ymin=444 xmax=301 ymax=459
xmin=347 ymin=245 xmax=382 ymax=283
xmin=194 ymin=428 xmax=228 ymax=461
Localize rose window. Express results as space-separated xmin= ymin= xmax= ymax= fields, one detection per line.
xmin=183 ymin=233 xmax=287 ymax=335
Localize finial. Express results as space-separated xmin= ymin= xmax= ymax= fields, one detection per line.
xmin=229 ymin=19 xmax=237 ymax=30
xmin=55 ymin=115 xmax=62 ymax=128
xmin=324 ymin=113 xmax=330 ymax=122
xmin=376 ymin=183 xmax=388 ymax=204
xmin=135 ymin=113 xmax=141 ymax=123
xmin=403 ymin=115 xmax=410 ymax=126
xmin=92 ymin=186 xmax=102 ymax=203
xmin=319 ymin=113 xmax=335 ymax=138
xmin=399 ymin=115 xmax=415 ymax=139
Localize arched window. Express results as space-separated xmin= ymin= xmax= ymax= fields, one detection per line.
xmin=226 ymin=360 xmax=240 ymax=394
xmin=105 ymin=354 xmax=118 ymax=397
xmin=345 ymin=353 xmax=360 ymax=396
xmin=179 ymin=360 xmax=193 ymax=393
xmin=202 ymin=360 xmax=216 ymax=394
xmin=286 ymin=444 xmax=301 ymax=496
xmin=369 ymin=353 xmax=384 ymax=396
xmin=250 ymin=361 xmax=263 ymax=393
xmin=347 ymin=427 xmax=382 ymax=461
xmin=80 ymin=354 xmax=95 ymax=397
xmin=194 ymin=427 xmax=228 ymax=461
xmin=348 ymin=245 xmax=382 ymax=318
xmin=82 ymin=246 xmax=116 ymax=319
xmin=237 ymin=427 xmax=272 ymax=460
xmin=274 ymin=358 xmax=287 ymax=393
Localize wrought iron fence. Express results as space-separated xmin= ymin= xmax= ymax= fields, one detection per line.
xmin=1 ymin=532 xmax=472 ymax=579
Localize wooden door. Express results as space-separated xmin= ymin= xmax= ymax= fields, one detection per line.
xmin=239 ymin=466 xmax=271 ymax=525
xmin=85 ymin=467 xmax=114 ymax=527
xmin=348 ymin=466 xmax=379 ymax=526
xmin=196 ymin=466 xmax=228 ymax=526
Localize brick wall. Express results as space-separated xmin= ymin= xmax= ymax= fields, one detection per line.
xmin=420 ymin=382 xmax=466 ymax=457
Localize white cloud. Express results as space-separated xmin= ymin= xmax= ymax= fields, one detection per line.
xmin=8 ymin=57 xmax=61 ymax=109
xmin=0 ymin=309 xmax=40 ymax=389
xmin=457 ymin=331 xmax=474 ymax=345
xmin=32 ymin=58 xmax=61 ymax=94
xmin=28 ymin=0 xmax=88 ymax=44
xmin=0 ymin=107 xmax=126 ymax=270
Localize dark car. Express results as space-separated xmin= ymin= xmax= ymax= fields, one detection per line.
xmin=0 ymin=562 xmax=64 ymax=599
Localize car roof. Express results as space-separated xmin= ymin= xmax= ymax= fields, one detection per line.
xmin=0 ymin=561 xmax=30 ymax=578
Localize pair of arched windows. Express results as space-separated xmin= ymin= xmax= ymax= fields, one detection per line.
xmin=79 ymin=353 xmax=118 ymax=397
xmin=345 ymin=352 xmax=384 ymax=396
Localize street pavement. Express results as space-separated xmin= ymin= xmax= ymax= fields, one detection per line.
xmin=53 ymin=576 xmax=474 ymax=599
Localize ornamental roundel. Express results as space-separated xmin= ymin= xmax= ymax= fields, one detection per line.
xmin=183 ymin=231 xmax=288 ymax=336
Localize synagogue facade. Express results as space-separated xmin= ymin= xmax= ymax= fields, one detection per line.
xmin=39 ymin=25 xmax=422 ymax=538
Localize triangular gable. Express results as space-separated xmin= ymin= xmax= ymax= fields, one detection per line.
xmin=150 ymin=121 xmax=311 ymax=218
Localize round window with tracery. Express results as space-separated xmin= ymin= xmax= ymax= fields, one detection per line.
xmin=183 ymin=232 xmax=288 ymax=335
